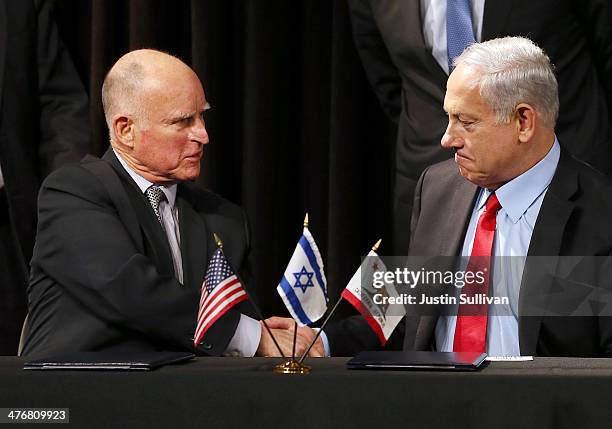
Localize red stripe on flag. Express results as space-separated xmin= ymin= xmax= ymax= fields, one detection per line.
xmin=194 ymin=291 xmax=248 ymax=346
xmin=198 ymin=278 xmax=242 ymax=321
xmin=194 ymin=276 xmax=244 ymax=347
xmin=198 ymin=277 xmax=240 ymax=317
xmin=341 ymin=289 xmax=387 ymax=346
xmin=198 ymin=285 xmax=245 ymax=330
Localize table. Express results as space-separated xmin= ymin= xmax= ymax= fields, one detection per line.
xmin=2 ymin=357 xmax=612 ymax=428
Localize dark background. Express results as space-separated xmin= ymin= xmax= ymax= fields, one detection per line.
xmin=52 ymin=0 xmax=397 ymax=320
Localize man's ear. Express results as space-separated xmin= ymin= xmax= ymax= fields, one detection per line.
xmin=515 ymin=103 xmax=536 ymax=143
xmin=113 ymin=115 xmax=135 ymax=149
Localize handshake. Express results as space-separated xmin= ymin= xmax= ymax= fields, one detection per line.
xmin=256 ymin=317 xmax=326 ymax=358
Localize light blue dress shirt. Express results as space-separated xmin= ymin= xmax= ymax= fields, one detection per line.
xmin=435 ymin=139 xmax=560 ymax=356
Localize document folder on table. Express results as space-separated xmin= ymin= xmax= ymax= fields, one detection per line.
xmin=346 ymin=351 xmax=487 ymax=371
xmin=23 ymin=351 xmax=195 ymax=371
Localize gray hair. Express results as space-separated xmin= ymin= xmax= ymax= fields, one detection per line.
xmin=101 ymin=57 xmax=152 ymax=141
xmin=454 ymin=36 xmax=559 ymax=128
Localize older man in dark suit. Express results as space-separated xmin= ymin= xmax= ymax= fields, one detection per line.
xmin=21 ymin=50 xmax=310 ymax=358
xmin=347 ymin=0 xmax=612 ymax=255
xmin=324 ymin=36 xmax=612 ymax=357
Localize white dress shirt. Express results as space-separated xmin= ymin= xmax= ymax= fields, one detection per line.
xmin=420 ymin=0 xmax=485 ymax=74
xmin=113 ymin=149 xmax=261 ymax=356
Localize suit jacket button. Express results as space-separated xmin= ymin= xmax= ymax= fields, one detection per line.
xmin=202 ymin=343 xmax=213 ymax=350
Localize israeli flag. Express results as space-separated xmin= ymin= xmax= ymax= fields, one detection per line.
xmin=276 ymin=227 xmax=328 ymax=326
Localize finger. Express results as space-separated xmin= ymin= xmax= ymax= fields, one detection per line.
xmin=271 ymin=329 xmax=297 ymax=355
xmin=296 ymin=327 xmax=317 ymax=342
xmin=308 ymin=341 xmax=325 ymax=357
xmin=264 ymin=316 xmax=295 ymax=330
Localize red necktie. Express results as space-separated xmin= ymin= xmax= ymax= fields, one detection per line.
xmin=453 ymin=192 xmax=501 ymax=353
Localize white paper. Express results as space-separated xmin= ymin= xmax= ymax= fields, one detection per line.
xmin=485 ymin=356 xmax=534 ymax=362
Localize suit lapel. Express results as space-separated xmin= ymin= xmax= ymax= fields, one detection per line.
xmin=177 ymin=190 xmax=208 ymax=289
xmin=408 ymin=0 xmax=427 ymax=51
xmin=103 ymin=150 xmax=176 ymax=279
xmin=519 ymin=152 xmax=578 ymax=355
xmin=413 ymin=170 xmax=478 ymax=350
xmin=376 ymin=0 xmax=447 ymax=85
xmin=482 ymin=0 xmax=514 ymax=40
xmin=440 ymin=176 xmax=479 ymax=256
xmin=409 ymin=0 xmax=450 ymax=83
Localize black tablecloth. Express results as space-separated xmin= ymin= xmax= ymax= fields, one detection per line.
xmin=2 ymin=357 xmax=612 ymax=428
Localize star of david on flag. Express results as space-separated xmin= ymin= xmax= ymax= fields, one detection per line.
xmin=293 ymin=267 xmax=315 ymax=293
xmin=194 ymin=247 xmax=247 ymax=347
xmin=277 ymin=226 xmax=328 ymax=326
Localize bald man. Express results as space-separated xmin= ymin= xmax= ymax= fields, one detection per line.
xmin=21 ymin=50 xmax=308 ymax=358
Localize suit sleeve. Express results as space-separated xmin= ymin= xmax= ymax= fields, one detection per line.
xmin=572 ymin=0 xmax=612 ymax=125
xmin=347 ymin=0 xmax=402 ymax=123
xmin=409 ymin=165 xmax=428 ymax=249
xmin=324 ymin=308 xmax=405 ymax=356
xmin=35 ymin=0 xmax=90 ymax=175
xmin=33 ymin=166 xmax=230 ymax=355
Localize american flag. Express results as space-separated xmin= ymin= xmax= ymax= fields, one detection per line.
xmin=194 ymin=247 xmax=247 ymax=348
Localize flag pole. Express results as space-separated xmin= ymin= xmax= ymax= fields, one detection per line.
xmin=291 ymin=322 xmax=298 ymax=361
xmin=289 ymin=214 xmax=309 ymax=360
xmin=213 ymin=233 xmax=286 ymax=359
xmin=274 ymin=213 xmax=313 ymax=374
xmin=297 ymin=239 xmax=382 ymax=364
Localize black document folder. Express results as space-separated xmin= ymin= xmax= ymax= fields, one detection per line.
xmin=346 ymin=351 xmax=487 ymax=371
xmin=23 ymin=351 xmax=195 ymax=371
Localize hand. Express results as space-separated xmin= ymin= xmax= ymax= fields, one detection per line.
xmin=265 ymin=317 xmax=324 ymax=357
xmin=256 ymin=317 xmax=325 ymax=358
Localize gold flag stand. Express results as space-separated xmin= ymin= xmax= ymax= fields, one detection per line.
xmin=274 ymin=360 xmax=311 ymax=374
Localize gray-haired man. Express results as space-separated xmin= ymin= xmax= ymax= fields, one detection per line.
xmin=405 ymin=36 xmax=612 ymax=357
xmin=323 ymin=36 xmax=612 ymax=357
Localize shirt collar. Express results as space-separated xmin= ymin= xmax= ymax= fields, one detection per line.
xmin=477 ymin=137 xmax=560 ymax=223
xmin=112 ymin=148 xmax=177 ymax=207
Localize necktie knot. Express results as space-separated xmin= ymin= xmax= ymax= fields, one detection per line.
xmin=481 ymin=192 xmax=501 ymax=231
xmin=145 ymin=185 xmax=166 ymax=224
xmin=485 ymin=192 xmax=501 ymax=212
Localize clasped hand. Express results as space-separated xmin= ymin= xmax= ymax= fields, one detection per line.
xmin=256 ymin=316 xmax=325 ymax=358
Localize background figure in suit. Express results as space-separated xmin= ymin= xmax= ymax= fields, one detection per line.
xmin=406 ymin=36 xmax=612 ymax=356
xmin=347 ymin=0 xmax=612 ymax=255
xmin=326 ymin=36 xmax=612 ymax=357
xmin=0 ymin=0 xmax=90 ymax=355
xmin=22 ymin=49 xmax=316 ymax=358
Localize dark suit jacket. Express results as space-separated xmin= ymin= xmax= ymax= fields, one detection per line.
xmin=328 ymin=149 xmax=612 ymax=356
xmin=406 ymin=150 xmax=612 ymax=356
xmin=0 ymin=0 xmax=89 ymax=265
xmin=347 ymin=0 xmax=612 ymax=254
xmin=22 ymin=150 xmax=252 ymax=358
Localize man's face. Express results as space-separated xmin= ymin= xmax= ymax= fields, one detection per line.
xmin=441 ymin=64 xmax=520 ymax=189
xmin=131 ymin=70 xmax=209 ymax=183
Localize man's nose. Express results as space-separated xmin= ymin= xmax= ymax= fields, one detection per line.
xmin=441 ymin=122 xmax=459 ymax=149
xmin=190 ymin=119 xmax=209 ymax=145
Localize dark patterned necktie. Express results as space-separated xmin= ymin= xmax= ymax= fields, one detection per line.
xmin=447 ymin=0 xmax=476 ymax=72
xmin=145 ymin=185 xmax=165 ymax=224
xmin=145 ymin=184 xmax=183 ymax=282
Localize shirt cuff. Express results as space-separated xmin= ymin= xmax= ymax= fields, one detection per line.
xmin=313 ymin=328 xmax=331 ymax=357
xmin=223 ymin=314 xmax=262 ymax=357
